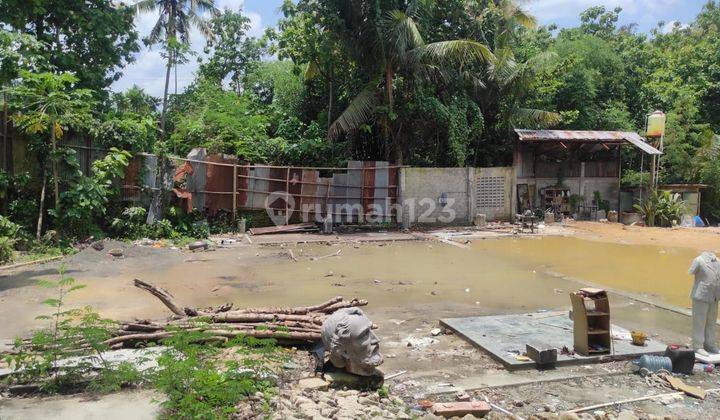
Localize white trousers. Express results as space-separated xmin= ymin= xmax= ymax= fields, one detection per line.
xmin=692 ymin=299 xmax=719 ymax=352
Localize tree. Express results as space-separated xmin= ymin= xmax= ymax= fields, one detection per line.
xmin=6 ymin=71 xmax=94 ymax=238
xmin=0 ymin=0 xmax=139 ymax=92
xmin=199 ymin=8 xmax=264 ymax=94
xmin=136 ymin=0 xmax=218 ymax=138
xmin=319 ymin=0 xmax=493 ymax=164
xmin=1 ymin=30 xmax=48 ymax=172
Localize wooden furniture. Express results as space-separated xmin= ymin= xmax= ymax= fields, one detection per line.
xmin=570 ymin=288 xmax=611 ymax=356
xmin=541 ymin=187 xmax=571 ymax=215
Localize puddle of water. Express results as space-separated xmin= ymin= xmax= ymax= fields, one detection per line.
xmin=470 ymin=236 xmax=698 ymax=309
xmin=1 ymin=237 xmax=697 ymax=343
xmin=252 ymin=242 xmax=575 ymax=312
xmin=254 ymin=237 xmax=699 ymax=311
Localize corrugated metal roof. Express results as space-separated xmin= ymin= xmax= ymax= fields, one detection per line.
xmin=514 ymin=129 xmax=662 ymax=155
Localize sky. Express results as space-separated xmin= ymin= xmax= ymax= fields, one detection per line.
xmin=111 ymin=0 xmax=709 ymax=97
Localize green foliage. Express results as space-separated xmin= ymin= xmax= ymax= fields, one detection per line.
xmin=110 ymin=206 xmax=209 ymax=240
xmin=94 ymin=117 xmax=157 ymax=153
xmin=0 ymin=236 xmax=14 ymax=264
xmin=0 ymin=29 xmax=47 ymax=85
xmin=592 ymin=191 xmax=610 ymax=213
xmin=200 ymin=8 xmax=264 ymax=93
xmin=0 ymin=171 xmax=37 ymax=236
xmin=3 ymin=265 xmax=144 ymax=393
xmin=168 ymin=82 xmax=271 ymax=159
xmin=8 ymin=71 xmax=96 ymax=138
xmin=52 ymin=148 xmax=131 ymax=239
xmin=0 ymin=215 xmax=21 ymax=237
xmin=633 ymin=189 xmax=686 ymax=227
xmin=152 ymin=326 xmax=281 ymax=419
xmin=0 ymin=1 xmax=139 ymax=91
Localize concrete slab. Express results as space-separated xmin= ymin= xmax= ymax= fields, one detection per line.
xmin=440 ymin=312 xmax=666 ymax=370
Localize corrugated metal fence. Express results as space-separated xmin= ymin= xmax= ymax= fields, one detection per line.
xmin=121 ymin=151 xmax=401 ymax=224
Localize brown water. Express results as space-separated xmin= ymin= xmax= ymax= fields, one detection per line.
xmin=0 ymin=236 xmax=698 ymax=342
xmin=255 ymin=237 xmax=698 ymax=311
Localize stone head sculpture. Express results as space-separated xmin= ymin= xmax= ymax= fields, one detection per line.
xmin=321 ymin=307 xmax=383 ymax=376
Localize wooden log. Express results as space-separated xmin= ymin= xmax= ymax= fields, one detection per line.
xmin=235 ymin=296 xmax=343 ymax=315
xmin=133 ymin=279 xmax=196 ymax=317
xmin=104 ymin=331 xmax=174 ymax=346
xmin=210 ymin=312 xmax=325 ymax=325
xmin=320 ymin=299 xmax=368 ymax=313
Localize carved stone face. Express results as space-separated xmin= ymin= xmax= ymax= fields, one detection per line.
xmin=321 ymin=308 xmax=383 ymax=376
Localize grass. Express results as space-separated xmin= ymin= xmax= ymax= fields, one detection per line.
xmin=8 ymin=246 xmax=73 ymax=266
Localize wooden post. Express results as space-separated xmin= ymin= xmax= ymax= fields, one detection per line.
xmin=285 ymin=167 xmax=290 ymax=225
xmin=361 ymin=165 xmax=366 ymax=223
xmin=232 ymin=163 xmax=237 ymax=220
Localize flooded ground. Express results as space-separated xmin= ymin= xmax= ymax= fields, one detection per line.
xmin=3 ymin=228 xmax=718 ymax=418
xmin=0 ymin=234 xmax=698 ymax=344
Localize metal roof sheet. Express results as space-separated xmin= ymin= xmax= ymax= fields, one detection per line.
xmin=514 ymin=129 xmax=662 ymax=155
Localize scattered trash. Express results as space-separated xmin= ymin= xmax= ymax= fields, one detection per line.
xmin=310 ymin=249 xmax=342 ymax=261
xmin=384 ymin=370 xmax=407 ymax=380
xmin=404 ymin=336 xmax=438 ymax=348
xmin=91 ymin=241 xmax=104 ymax=251
xmin=455 ymin=392 xmax=471 ymax=402
xmin=633 ymin=355 xmax=672 ymax=373
xmin=107 ymin=248 xmax=124 ymax=258
xmin=430 ymin=328 xmax=442 ymax=336
xmin=430 ymin=401 xmax=492 ymax=418
xmin=631 ymin=330 xmax=648 ymax=346
xmin=188 ymin=240 xmax=209 ymax=251
xmin=418 ymin=399 xmax=434 ymax=410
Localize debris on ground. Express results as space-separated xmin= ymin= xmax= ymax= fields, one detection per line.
xmin=101 ymin=279 xmax=369 ymax=348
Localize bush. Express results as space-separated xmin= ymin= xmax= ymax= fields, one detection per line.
xmin=152 ymin=328 xmax=281 ymax=418
xmin=634 ymin=190 xmax=686 ymax=227
xmin=54 ymin=148 xmax=132 ymax=239
xmin=3 ymin=266 xmax=145 ymax=393
xmin=110 ymin=206 xmax=209 ymax=240
xmin=0 ymin=236 xmax=14 ymax=265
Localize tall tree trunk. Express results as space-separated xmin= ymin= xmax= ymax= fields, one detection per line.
xmin=327 ymin=63 xmax=334 ymax=140
xmin=2 ymin=91 xmax=7 ymax=172
xmin=159 ymin=6 xmax=176 ymax=141
xmin=384 ymin=65 xmax=402 ymax=164
xmin=36 ymin=171 xmax=46 ymax=240
xmin=160 ymin=49 xmax=173 ymax=141
xmin=51 ymin=120 xmax=59 ymax=212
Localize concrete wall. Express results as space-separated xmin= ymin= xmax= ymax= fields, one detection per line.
xmin=476 ymin=167 xmax=515 ymax=221
xmin=399 ymin=167 xmax=474 ymax=224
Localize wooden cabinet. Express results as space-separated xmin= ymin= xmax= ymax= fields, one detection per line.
xmin=570 ymin=288 xmax=611 ymax=356
xmin=541 ymin=187 xmax=571 ymax=214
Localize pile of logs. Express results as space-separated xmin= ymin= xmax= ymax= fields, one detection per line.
xmin=104 ymin=279 xmax=368 ymax=349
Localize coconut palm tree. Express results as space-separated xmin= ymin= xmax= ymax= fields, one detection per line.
xmin=326 ymin=0 xmax=494 ymax=164
xmin=134 ymin=0 xmax=218 ymax=138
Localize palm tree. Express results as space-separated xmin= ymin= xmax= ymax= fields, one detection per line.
xmin=465 ymin=0 xmax=560 ymax=165
xmin=327 ymin=0 xmax=494 ymax=164
xmin=135 ymin=0 xmax=218 ymax=138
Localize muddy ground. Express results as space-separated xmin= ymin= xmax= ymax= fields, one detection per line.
xmin=1 ymin=222 xmax=720 ymax=418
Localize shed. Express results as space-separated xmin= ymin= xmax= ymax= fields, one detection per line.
xmin=513 ymin=130 xmax=661 ymax=217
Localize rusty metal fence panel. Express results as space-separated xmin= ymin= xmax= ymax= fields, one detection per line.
xmin=121 ymin=150 xmax=401 ymax=225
